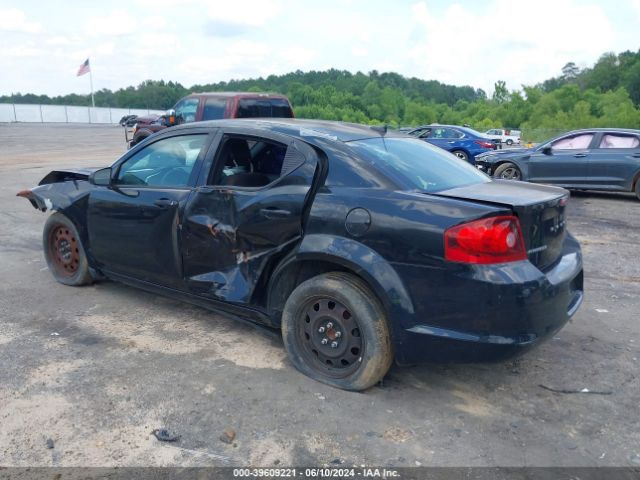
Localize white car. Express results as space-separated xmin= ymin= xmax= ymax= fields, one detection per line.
xmin=485 ymin=128 xmax=521 ymax=146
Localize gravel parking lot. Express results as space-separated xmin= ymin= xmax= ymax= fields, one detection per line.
xmin=1 ymin=123 xmax=639 ymax=467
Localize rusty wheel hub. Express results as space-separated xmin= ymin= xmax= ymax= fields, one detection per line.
xmin=49 ymin=226 xmax=80 ymax=277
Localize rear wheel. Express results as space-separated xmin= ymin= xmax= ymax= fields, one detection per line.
xmin=506 ymin=139 xmax=514 ymax=146
xmin=635 ymin=179 xmax=640 ymax=201
xmin=494 ymin=162 xmax=522 ymax=180
xmin=281 ymin=272 xmax=393 ymax=391
xmin=43 ymin=213 xmax=92 ymax=286
xmin=451 ymin=150 xmax=469 ymax=162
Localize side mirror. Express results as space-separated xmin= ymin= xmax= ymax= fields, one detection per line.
xmin=165 ymin=109 xmax=176 ymax=126
xmin=541 ymin=146 xmax=553 ymax=155
xmin=89 ymin=167 xmax=112 ymax=186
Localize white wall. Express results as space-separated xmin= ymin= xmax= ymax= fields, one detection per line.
xmin=0 ymin=103 xmax=164 ymax=124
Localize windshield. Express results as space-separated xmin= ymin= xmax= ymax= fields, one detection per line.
xmin=347 ymin=137 xmax=490 ymax=193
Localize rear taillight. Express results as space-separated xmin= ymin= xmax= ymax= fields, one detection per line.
xmin=474 ymin=140 xmax=495 ymax=149
xmin=444 ymin=215 xmax=527 ymax=264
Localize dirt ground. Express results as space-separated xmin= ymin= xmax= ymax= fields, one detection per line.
xmin=0 ymin=123 xmax=638 ymax=467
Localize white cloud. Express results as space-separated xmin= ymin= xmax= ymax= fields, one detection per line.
xmin=0 ymin=0 xmax=636 ymax=98
xmin=351 ymin=47 xmax=368 ymax=58
xmin=136 ymin=33 xmax=180 ymax=56
xmin=206 ymin=0 xmax=282 ymax=26
xmin=142 ymin=15 xmax=167 ymax=30
xmin=84 ymin=10 xmax=138 ymax=36
xmin=46 ymin=36 xmax=83 ymax=46
xmin=177 ymin=40 xmax=273 ymax=84
xmin=95 ymin=43 xmax=115 ymax=56
xmin=408 ymin=0 xmax=614 ymax=93
xmin=0 ymin=44 xmax=42 ymax=57
xmin=0 ymin=8 xmax=41 ymax=33
xmin=280 ymin=46 xmax=315 ymax=65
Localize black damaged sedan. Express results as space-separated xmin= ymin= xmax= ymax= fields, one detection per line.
xmin=18 ymin=120 xmax=583 ymax=390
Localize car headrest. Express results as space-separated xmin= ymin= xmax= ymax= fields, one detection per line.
xmin=225 ymin=139 xmax=251 ymax=168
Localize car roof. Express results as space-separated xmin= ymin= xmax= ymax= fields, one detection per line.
xmin=184 ymin=92 xmax=290 ymax=100
xmin=561 ymin=128 xmax=640 ymax=135
xmin=170 ymin=118 xmax=407 ymax=142
xmin=408 ymin=124 xmax=485 ymax=137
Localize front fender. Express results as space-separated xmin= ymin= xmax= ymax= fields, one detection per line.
xmin=17 ymin=180 xmax=91 ymax=213
xmin=268 ymin=234 xmax=415 ymax=343
xmin=17 ymin=181 xmax=92 ymax=252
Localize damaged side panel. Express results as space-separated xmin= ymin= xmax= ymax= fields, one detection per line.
xmin=18 ymin=168 xmax=103 ymax=257
xmin=17 ymin=180 xmax=92 ymax=212
xmin=181 ymin=159 xmax=318 ymax=309
xmin=17 ymin=175 xmax=94 ymax=244
xmin=17 ymin=168 xmax=99 ymax=212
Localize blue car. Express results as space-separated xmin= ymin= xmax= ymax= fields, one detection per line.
xmin=407 ymin=124 xmax=496 ymax=164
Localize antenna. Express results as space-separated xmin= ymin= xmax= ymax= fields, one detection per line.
xmin=370 ymin=124 xmax=388 ymax=136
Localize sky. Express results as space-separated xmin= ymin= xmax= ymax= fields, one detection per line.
xmin=1 ymin=0 xmax=639 ymax=98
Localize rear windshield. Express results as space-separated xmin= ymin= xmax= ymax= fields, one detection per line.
xmin=459 ymin=127 xmax=485 ymax=137
xmin=237 ymin=98 xmax=294 ymax=118
xmin=347 ymin=137 xmax=490 ymax=193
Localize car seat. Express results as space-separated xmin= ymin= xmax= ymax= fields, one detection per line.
xmin=221 ymin=139 xmax=270 ymax=187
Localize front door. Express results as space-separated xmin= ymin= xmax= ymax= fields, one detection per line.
xmin=88 ymin=132 xmax=210 ymax=288
xmin=181 ymin=130 xmax=318 ymax=305
xmin=528 ymin=132 xmax=595 ymax=186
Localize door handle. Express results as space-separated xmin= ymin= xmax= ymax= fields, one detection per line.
xmin=632 ymin=153 xmax=640 ymax=158
xmin=573 ymin=153 xmax=587 ymax=158
xmin=154 ymin=198 xmax=177 ymax=208
xmin=260 ymin=207 xmax=292 ymax=219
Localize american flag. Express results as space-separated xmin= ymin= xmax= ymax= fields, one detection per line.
xmin=76 ymin=58 xmax=90 ymax=76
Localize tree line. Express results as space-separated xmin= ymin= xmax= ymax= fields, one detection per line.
xmin=2 ymin=49 xmax=639 ymax=141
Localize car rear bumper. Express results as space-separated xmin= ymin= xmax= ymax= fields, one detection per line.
xmin=392 ymin=234 xmax=584 ymax=364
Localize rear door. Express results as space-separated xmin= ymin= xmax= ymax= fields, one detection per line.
xmin=181 ymin=127 xmax=318 ymax=305
xmin=88 ymin=130 xmax=212 ymax=288
xmin=528 ymin=132 xmax=595 ymax=186
xmin=587 ymin=132 xmax=640 ymax=189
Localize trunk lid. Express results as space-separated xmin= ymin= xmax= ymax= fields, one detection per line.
xmin=434 ymin=180 xmax=568 ymax=270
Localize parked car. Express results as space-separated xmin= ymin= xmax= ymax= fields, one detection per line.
xmin=17 ymin=119 xmax=583 ymax=391
xmin=475 ymin=128 xmax=640 ymax=200
xmin=484 ymin=128 xmax=521 ymax=146
xmin=128 ymin=92 xmax=294 ymax=147
xmin=407 ymin=124 xmax=496 ymax=163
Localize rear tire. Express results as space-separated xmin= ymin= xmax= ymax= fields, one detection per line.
xmin=451 ymin=150 xmax=469 ymax=162
xmin=43 ymin=213 xmax=93 ymax=286
xmin=494 ymin=162 xmax=522 ymax=180
xmin=506 ymin=139 xmax=514 ymax=146
xmin=635 ymin=179 xmax=640 ymax=201
xmin=281 ymin=272 xmax=393 ymax=391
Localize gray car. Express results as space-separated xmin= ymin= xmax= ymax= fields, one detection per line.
xmin=475 ymin=128 xmax=640 ymax=200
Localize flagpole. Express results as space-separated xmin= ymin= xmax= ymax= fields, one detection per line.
xmin=89 ymin=67 xmax=95 ymax=108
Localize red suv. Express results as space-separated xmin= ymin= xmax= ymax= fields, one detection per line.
xmin=129 ymin=92 xmax=294 ymax=147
